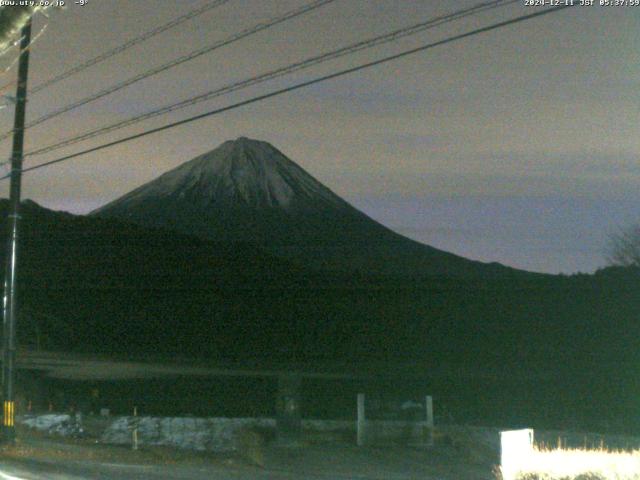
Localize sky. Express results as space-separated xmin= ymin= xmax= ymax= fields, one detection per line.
xmin=0 ymin=0 xmax=638 ymax=274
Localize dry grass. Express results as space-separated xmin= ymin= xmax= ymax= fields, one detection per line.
xmin=500 ymin=445 xmax=640 ymax=480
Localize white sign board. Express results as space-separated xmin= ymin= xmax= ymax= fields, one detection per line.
xmin=500 ymin=428 xmax=534 ymax=480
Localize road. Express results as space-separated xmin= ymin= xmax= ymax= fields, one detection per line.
xmin=0 ymin=458 xmax=274 ymax=480
xmin=0 ymin=444 xmax=493 ymax=480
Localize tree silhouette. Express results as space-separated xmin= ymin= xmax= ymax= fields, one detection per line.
xmin=606 ymin=224 xmax=640 ymax=267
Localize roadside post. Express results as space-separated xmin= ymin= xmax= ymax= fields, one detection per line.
xmin=426 ymin=395 xmax=434 ymax=446
xmin=132 ymin=406 xmax=139 ymax=450
xmin=275 ymin=373 xmax=302 ymax=446
xmin=357 ymin=393 xmax=366 ymax=446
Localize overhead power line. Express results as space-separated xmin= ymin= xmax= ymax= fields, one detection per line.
xmin=30 ymin=0 xmax=232 ymax=94
xmin=27 ymin=0 xmax=518 ymax=157
xmin=3 ymin=4 xmax=575 ymax=181
xmin=0 ymin=0 xmax=336 ymax=143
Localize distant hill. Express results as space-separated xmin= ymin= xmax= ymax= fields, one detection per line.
xmin=0 ymin=199 xmax=637 ymax=367
xmin=2 ymin=199 xmax=640 ymax=431
xmin=92 ymin=137 xmax=527 ymax=278
xmin=0 ymin=200 xmax=313 ymax=357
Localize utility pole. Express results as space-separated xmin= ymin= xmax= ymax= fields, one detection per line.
xmin=2 ymin=19 xmax=32 ymax=443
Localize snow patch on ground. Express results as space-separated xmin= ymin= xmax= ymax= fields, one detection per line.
xmin=20 ymin=413 xmax=441 ymax=453
xmin=102 ymin=417 xmax=276 ymax=452
xmin=21 ymin=413 xmax=84 ymax=437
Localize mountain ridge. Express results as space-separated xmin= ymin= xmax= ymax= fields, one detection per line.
xmin=92 ymin=137 xmax=530 ymax=278
xmin=94 ymin=138 xmax=350 ymax=213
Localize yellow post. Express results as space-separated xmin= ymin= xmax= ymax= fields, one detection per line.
xmin=3 ymin=401 xmax=15 ymax=427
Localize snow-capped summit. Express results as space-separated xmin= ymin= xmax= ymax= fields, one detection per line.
xmin=93 ymin=137 xmax=518 ymax=277
xmin=94 ymin=137 xmax=348 ymax=214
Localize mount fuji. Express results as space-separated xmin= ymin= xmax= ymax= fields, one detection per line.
xmin=92 ymin=137 xmax=521 ymax=277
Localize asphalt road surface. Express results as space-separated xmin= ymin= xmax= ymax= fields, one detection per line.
xmin=0 ymin=444 xmax=494 ymax=480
